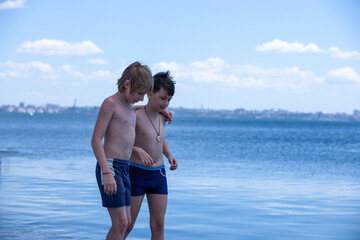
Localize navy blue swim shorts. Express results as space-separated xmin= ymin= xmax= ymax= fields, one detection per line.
xmin=129 ymin=162 xmax=168 ymax=196
xmin=96 ymin=159 xmax=131 ymax=208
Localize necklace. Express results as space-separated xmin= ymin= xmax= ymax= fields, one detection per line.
xmin=144 ymin=105 xmax=161 ymax=142
xmin=118 ymin=93 xmax=134 ymax=111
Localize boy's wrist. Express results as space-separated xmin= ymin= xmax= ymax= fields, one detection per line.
xmin=103 ymin=171 xmax=112 ymax=175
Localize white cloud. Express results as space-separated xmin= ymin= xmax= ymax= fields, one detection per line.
xmin=326 ymin=67 xmax=360 ymax=84
xmin=61 ymin=64 xmax=73 ymax=72
xmin=60 ymin=64 xmax=111 ymax=80
xmin=0 ymin=60 xmax=111 ymax=82
xmin=91 ymin=70 xmax=112 ymax=78
xmin=74 ymin=71 xmax=86 ymax=78
xmin=0 ymin=60 xmax=53 ymax=72
xmin=152 ymin=61 xmax=179 ymax=72
xmin=17 ymin=39 xmax=103 ymax=55
xmin=256 ymin=39 xmax=323 ymax=53
xmin=0 ymin=61 xmax=53 ymax=72
xmin=190 ymin=58 xmax=225 ymax=69
xmin=89 ymin=58 xmax=108 ymax=64
xmin=234 ymin=65 xmax=316 ymax=88
xmin=328 ymin=47 xmax=360 ymax=60
xmin=0 ymin=71 xmax=24 ymax=78
xmin=153 ymin=58 xmax=319 ymax=89
xmin=154 ymin=58 xmax=241 ymax=86
xmin=0 ymin=61 xmax=53 ymax=78
xmin=256 ymin=39 xmax=360 ymax=60
xmin=0 ymin=0 xmax=26 ymax=10
xmin=60 ymin=64 xmax=85 ymax=79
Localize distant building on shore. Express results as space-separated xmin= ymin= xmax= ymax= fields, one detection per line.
xmin=0 ymin=103 xmax=359 ymax=122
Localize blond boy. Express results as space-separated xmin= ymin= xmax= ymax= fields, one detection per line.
xmin=91 ymin=61 xmax=153 ymax=240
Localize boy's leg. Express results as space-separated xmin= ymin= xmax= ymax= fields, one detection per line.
xmin=125 ymin=195 xmax=145 ymax=238
xmin=106 ymin=206 xmax=131 ymax=240
xmin=147 ymin=194 xmax=168 ymax=240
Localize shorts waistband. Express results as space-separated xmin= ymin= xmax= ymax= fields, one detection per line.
xmin=107 ymin=159 xmax=129 ymax=165
xmin=129 ymin=162 xmax=164 ymax=171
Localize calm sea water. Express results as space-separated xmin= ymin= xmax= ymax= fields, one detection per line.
xmin=0 ymin=113 xmax=359 ymax=240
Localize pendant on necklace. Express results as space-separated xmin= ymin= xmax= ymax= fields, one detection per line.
xmin=156 ymin=136 xmax=161 ymax=142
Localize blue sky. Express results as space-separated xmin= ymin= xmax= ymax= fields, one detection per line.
xmin=0 ymin=0 xmax=359 ymax=113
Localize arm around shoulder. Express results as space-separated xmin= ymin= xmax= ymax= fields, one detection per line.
xmin=161 ymin=109 xmax=173 ymax=124
xmin=134 ymin=105 xmax=144 ymax=111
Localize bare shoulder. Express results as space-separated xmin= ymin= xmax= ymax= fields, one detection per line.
xmin=93 ymin=95 xmax=118 ymax=136
xmin=97 ymin=95 xmax=118 ymax=122
xmin=134 ymin=105 xmax=144 ymax=111
xmin=135 ymin=107 xmax=146 ymax=124
xmin=101 ymin=94 xmax=118 ymax=111
xmin=103 ymin=94 xmax=118 ymax=107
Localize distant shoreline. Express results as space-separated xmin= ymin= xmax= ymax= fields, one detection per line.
xmin=1 ymin=104 xmax=359 ymax=122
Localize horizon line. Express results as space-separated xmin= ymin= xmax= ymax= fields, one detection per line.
xmin=1 ymin=102 xmax=359 ymax=115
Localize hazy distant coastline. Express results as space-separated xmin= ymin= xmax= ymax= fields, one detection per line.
xmin=1 ymin=103 xmax=360 ymax=122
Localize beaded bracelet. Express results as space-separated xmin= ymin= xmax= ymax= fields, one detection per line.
xmin=103 ymin=172 xmax=112 ymax=175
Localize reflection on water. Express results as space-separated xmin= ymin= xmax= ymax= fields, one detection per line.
xmin=0 ymin=156 xmax=105 ymax=240
xmin=166 ymin=175 xmax=360 ymax=240
xmin=1 ymin=155 xmax=360 ymax=240
xmin=0 ymin=114 xmax=360 ymax=239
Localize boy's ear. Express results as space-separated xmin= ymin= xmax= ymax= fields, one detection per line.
xmin=124 ymin=80 xmax=131 ymax=89
xmin=147 ymin=92 xmax=152 ymax=100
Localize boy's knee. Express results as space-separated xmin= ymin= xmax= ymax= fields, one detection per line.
xmin=150 ymin=219 xmax=164 ymax=232
xmin=113 ymin=218 xmax=130 ymax=232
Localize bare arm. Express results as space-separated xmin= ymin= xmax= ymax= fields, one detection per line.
xmin=132 ymin=146 xmax=154 ymax=168
xmin=163 ymin=139 xmax=178 ymax=170
xmin=91 ymin=99 xmax=117 ymax=194
xmin=134 ymin=105 xmax=143 ymax=111
xmin=161 ymin=110 xmax=173 ymax=124
xmin=134 ymin=105 xmax=173 ymax=123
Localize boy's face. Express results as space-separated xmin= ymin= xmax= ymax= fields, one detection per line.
xmin=148 ymin=87 xmax=172 ymax=112
xmin=123 ymin=80 xmax=146 ymax=104
xmin=127 ymin=91 xmax=146 ymax=104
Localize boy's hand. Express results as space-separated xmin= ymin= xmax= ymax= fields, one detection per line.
xmin=168 ymin=156 xmax=178 ymax=170
xmin=137 ymin=147 xmax=154 ymax=168
xmin=160 ymin=110 xmax=173 ymax=124
xmin=134 ymin=105 xmax=143 ymax=111
xmin=137 ymin=105 xmax=173 ymax=123
xmin=103 ymin=174 xmax=117 ymax=195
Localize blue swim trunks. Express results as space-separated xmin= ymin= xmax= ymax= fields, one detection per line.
xmin=96 ymin=159 xmax=131 ymax=208
xmin=129 ymin=162 xmax=168 ymax=196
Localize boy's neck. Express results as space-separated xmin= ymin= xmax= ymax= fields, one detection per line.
xmin=145 ymin=104 xmax=159 ymax=116
xmin=117 ymin=92 xmax=133 ymax=111
xmin=117 ymin=91 xmax=128 ymax=103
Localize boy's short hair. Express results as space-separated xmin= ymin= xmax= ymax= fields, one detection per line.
xmin=153 ymin=71 xmax=175 ymax=96
xmin=117 ymin=61 xmax=153 ymax=94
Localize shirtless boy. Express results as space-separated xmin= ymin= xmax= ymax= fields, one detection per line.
xmin=91 ymin=61 xmax=153 ymax=240
xmin=125 ymin=71 xmax=178 ymax=240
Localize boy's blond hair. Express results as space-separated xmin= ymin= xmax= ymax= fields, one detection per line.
xmin=117 ymin=61 xmax=153 ymax=94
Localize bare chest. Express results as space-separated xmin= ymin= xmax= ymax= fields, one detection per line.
xmin=138 ymin=117 xmax=164 ymax=141
xmin=108 ymin=108 xmax=136 ymax=133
